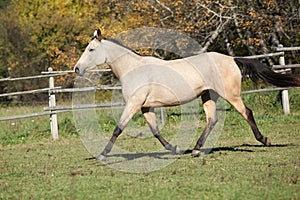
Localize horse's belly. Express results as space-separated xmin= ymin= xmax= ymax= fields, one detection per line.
xmin=142 ymin=85 xmax=197 ymax=107
xmin=121 ymin=63 xmax=206 ymax=107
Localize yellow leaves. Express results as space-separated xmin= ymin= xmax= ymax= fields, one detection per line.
xmin=243 ymin=20 xmax=253 ymax=30
xmin=241 ymin=38 xmax=261 ymax=47
xmin=173 ymin=1 xmax=183 ymax=7
xmin=76 ymin=35 xmax=90 ymax=45
xmin=183 ymin=22 xmax=196 ymax=33
xmin=46 ymin=46 xmax=61 ymax=58
xmin=248 ymin=10 xmax=257 ymax=18
xmin=2 ymin=0 xmax=297 ymax=85
xmin=8 ymin=61 xmax=19 ymax=69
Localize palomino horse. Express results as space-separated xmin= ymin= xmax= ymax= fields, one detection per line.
xmin=74 ymin=29 xmax=300 ymax=161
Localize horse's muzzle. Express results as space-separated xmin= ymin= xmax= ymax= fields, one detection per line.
xmin=74 ymin=66 xmax=83 ymax=76
xmin=74 ymin=66 xmax=79 ymax=74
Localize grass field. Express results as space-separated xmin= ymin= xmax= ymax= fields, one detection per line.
xmin=1 ymin=90 xmax=300 ymax=199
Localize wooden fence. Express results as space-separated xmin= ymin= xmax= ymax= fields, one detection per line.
xmin=0 ymin=45 xmax=299 ymax=139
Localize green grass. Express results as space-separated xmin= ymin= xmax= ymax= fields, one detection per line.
xmin=1 ymin=90 xmax=300 ymax=199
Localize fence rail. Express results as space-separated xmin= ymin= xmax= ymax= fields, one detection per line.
xmin=0 ymin=87 xmax=61 ymax=97
xmin=237 ymin=52 xmax=284 ymax=59
xmin=44 ymin=102 xmax=125 ymax=111
xmin=50 ymin=86 xmax=122 ymax=93
xmin=241 ymin=87 xmax=300 ymax=94
xmin=0 ymin=73 xmax=68 ymax=82
xmin=272 ymin=64 xmax=300 ymax=69
xmin=1 ymin=45 xmax=299 ymax=139
xmin=0 ymin=110 xmax=66 ymax=121
xmin=41 ymin=69 xmax=112 ymax=74
xmin=275 ymin=46 xmax=300 ymax=51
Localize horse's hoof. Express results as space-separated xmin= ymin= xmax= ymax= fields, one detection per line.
xmin=191 ymin=150 xmax=205 ymax=158
xmin=265 ymin=137 xmax=271 ymax=146
xmin=172 ymin=145 xmax=181 ymax=154
xmin=191 ymin=150 xmax=200 ymax=157
xmin=95 ymin=154 xmax=107 ymax=161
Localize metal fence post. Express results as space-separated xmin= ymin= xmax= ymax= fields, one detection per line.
xmin=48 ymin=67 xmax=59 ymax=139
xmin=278 ymin=44 xmax=290 ymax=115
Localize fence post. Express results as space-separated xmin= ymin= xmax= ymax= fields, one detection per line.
xmin=278 ymin=44 xmax=290 ymax=115
xmin=48 ymin=67 xmax=59 ymax=139
xmin=160 ymin=107 xmax=165 ymax=125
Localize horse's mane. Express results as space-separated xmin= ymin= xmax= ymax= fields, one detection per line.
xmin=105 ymin=38 xmax=195 ymax=59
xmin=106 ymin=38 xmax=141 ymax=56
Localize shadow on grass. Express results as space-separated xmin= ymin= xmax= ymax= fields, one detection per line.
xmin=183 ymin=146 xmax=254 ymax=155
xmin=85 ymin=151 xmax=179 ymax=164
xmin=190 ymin=143 xmax=296 ymax=155
xmin=85 ymin=151 xmax=181 ymax=166
xmin=240 ymin=143 xmax=295 ymax=148
xmin=85 ymin=143 xmax=296 ymax=162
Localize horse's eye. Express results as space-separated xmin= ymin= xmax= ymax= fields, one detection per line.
xmin=89 ymin=48 xmax=95 ymax=52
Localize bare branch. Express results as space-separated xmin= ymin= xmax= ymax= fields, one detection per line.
xmin=223 ymin=32 xmax=235 ymax=56
xmin=232 ymin=11 xmax=256 ymax=55
xmin=155 ymin=0 xmax=173 ymax=15
xmin=214 ymin=2 xmax=237 ymax=9
xmin=150 ymin=5 xmax=159 ymax=13
xmin=197 ymin=2 xmax=234 ymax=20
xmin=152 ymin=0 xmax=173 ymax=26
xmin=257 ymin=31 xmax=274 ymax=65
xmin=197 ymin=19 xmax=230 ymax=53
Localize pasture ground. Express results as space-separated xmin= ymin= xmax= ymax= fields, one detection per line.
xmin=1 ymin=90 xmax=300 ymax=199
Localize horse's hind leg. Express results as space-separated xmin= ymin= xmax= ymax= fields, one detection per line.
xmin=192 ymin=90 xmax=219 ymax=157
xmin=228 ymin=96 xmax=271 ymax=146
xmin=142 ymin=107 xmax=180 ymax=154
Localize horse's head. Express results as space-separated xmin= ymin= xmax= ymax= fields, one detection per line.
xmin=74 ymin=29 xmax=107 ymax=76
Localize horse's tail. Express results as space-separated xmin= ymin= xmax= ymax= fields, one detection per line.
xmin=234 ymin=57 xmax=300 ymax=87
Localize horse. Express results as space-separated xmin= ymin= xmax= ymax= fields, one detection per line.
xmin=74 ymin=29 xmax=300 ymax=161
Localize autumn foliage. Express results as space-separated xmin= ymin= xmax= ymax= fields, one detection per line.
xmin=0 ymin=0 xmax=299 ymax=96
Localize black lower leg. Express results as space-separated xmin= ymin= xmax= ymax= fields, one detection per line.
xmin=193 ymin=129 xmax=210 ymax=151
xmin=246 ymin=107 xmax=271 ymax=146
xmin=100 ymin=126 xmax=123 ymax=156
xmin=153 ymin=131 xmax=175 ymax=151
xmin=142 ymin=107 xmax=179 ymax=153
xmin=193 ymin=118 xmax=217 ymax=151
xmin=193 ymin=132 xmax=208 ymax=151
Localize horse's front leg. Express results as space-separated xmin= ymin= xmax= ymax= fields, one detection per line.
xmin=96 ymin=103 xmax=140 ymax=161
xmin=96 ymin=126 xmax=122 ymax=161
xmin=142 ymin=107 xmax=180 ymax=154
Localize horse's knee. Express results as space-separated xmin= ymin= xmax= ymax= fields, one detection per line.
xmin=211 ymin=117 xmax=218 ymax=126
xmin=208 ymin=117 xmax=218 ymax=128
xmin=153 ymin=131 xmax=162 ymax=139
xmin=113 ymin=126 xmax=123 ymax=137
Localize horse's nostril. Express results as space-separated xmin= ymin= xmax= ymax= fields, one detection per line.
xmin=74 ymin=67 xmax=79 ymax=74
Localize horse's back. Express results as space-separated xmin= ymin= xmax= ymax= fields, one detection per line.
xmin=149 ymin=52 xmax=241 ymax=98
xmin=181 ymin=52 xmax=242 ymax=98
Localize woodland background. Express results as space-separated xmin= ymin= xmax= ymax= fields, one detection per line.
xmin=0 ymin=0 xmax=299 ymax=99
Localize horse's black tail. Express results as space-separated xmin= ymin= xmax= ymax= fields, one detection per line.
xmin=234 ymin=57 xmax=300 ymax=87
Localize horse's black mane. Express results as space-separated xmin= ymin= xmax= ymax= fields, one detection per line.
xmin=106 ymin=38 xmax=141 ymax=55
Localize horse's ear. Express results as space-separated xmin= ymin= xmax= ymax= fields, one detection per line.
xmin=93 ymin=29 xmax=102 ymax=41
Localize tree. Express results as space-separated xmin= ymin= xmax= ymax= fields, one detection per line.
xmin=0 ymin=0 xmax=299 ymax=101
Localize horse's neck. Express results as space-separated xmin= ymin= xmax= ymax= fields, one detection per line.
xmin=104 ymin=40 xmax=142 ymax=80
